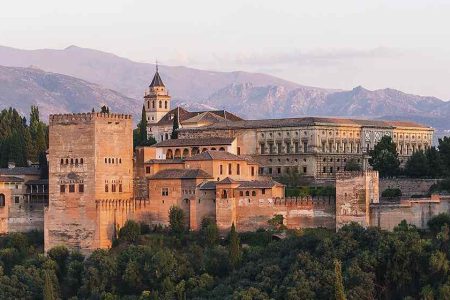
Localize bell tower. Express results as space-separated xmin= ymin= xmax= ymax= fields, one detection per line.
xmin=144 ymin=64 xmax=171 ymax=125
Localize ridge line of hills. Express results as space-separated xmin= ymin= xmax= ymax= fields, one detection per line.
xmin=0 ymin=45 xmax=449 ymax=136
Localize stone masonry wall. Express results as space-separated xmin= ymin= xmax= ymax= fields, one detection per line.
xmin=217 ymin=196 xmax=336 ymax=232
xmin=380 ymin=178 xmax=440 ymax=197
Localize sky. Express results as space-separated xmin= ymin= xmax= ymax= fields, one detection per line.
xmin=1 ymin=0 xmax=450 ymax=99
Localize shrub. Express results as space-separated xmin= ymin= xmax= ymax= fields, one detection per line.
xmin=428 ymin=213 xmax=450 ymax=234
xmin=118 ymin=220 xmax=141 ymax=243
xmin=381 ymin=188 xmax=402 ymax=198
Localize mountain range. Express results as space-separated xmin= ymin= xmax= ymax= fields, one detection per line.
xmin=0 ymin=45 xmax=448 ymax=136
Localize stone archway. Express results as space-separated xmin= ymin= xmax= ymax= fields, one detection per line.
xmin=182 ymin=148 xmax=190 ymax=158
xmin=166 ymin=149 xmax=173 ymax=159
xmin=191 ymin=147 xmax=199 ymax=155
xmin=219 ymin=147 xmax=225 ymax=151
xmin=174 ymin=149 xmax=181 ymax=159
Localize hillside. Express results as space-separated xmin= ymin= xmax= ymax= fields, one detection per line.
xmin=0 ymin=65 xmax=138 ymax=119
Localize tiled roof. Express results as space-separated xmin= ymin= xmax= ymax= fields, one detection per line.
xmin=0 ymin=167 xmax=41 ymax=176
xmin=0 ymin=176 xmax=24 ymax=183
xmin=154 ymin=107 xmax=242 ymax=126
xmin=153 ymin=137 xmax=235 ymax=147
xmin=198 ymin=181 xmax=217 ymax=190
xmin=149 ymin=71 xmax=165 ymax=87
xmin=185 ymin=150 xmax=246 ymax=161
xmin=203 ymin=178 xmax=284 ymax=189
xmin=25 ymin=179 xmax=49 ymax=185
xmin=149 ymin=168 xmax=213 ymax=180
xmin=145 ymin=159 xmax=184 ymax=164
xmin=179 ymin=116 xmax=432 ymax=131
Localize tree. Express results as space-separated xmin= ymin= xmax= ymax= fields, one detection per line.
xmin=229 ymin=223 xmax=241 ymax=269
xmin=118 ymin=220 xmax=141 ymax=243
xmin=438 ymin=137 xmax=450 ymax=176
xmin=171 ymin=107 xmax=179 ymax=139
xmin=47 ymin=245 xmax=70 ymax=278
xmin=169 ymin=206 xmax=185 ymax=235
xmin=345 ymin=158 xmax=362 ymax=171
xmin=404 ymin=150 xmax=429 ymax=178
xmin=139 ymin=105 xmax=148 ymax=145
xmin=426 ymin=147 xmax=444 ymax=178
xmin=334 ymin=259 xmax=347 ymax=300
xmin=39 ymin=151 xmax=48 ymax=179
xmin=100 ymin=105 xmax=110 ymax=114
xmin=368 ymin=136 xmax=400 ymax=177
xmin=201 ymin=218 xmax=219 ymax=247
xmin=43 ymin=270 xmax=56 ymax=300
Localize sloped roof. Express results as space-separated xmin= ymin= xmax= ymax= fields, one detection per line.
xmin=0 ymin=167 xmax=41 ymax=176
xmin=0 ymin=176 xmax=24 ymax=183
xmin=197 ymin=181 xmax=217 ymax=190
xmin=149 ymin=168 xmax=213 ymax=180
xmin=154 ymin=107 xmax=243 ymax=126
xmin=179 ymin=116 xmax=432 ymax=131
xmin=183 ymin=111 xmax=228 ymax=124
xmin=201 ymin=178 xmax=283 ymax=189
xmin=185 ymin=150 xmax=245 ymax=161
xmin=149 ymin=71 xmax=165 ymax=87
xmin=153 ymin=137 xmax=235 ymax=148
xmin=25 ymin=179 xmax=49 ymax=185
xmin=145 ymin=159 xmax=184 ymax=164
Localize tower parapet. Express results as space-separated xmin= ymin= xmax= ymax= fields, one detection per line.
xmin=49 ymin=112 xmax=132 ymax=125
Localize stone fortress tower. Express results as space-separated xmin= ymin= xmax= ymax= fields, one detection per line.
xmin=45 ymin=112 xmax=133 ymax=254
xmin=144 ymin=65 xmax=171 ymax=125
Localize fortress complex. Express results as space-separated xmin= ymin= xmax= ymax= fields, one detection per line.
xmin=1 ymin=68 xmax=446 ymax=255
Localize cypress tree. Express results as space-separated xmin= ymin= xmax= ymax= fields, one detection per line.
xmin=171 ymin=108 xmax=179 ymax=139
xmin=229 ymin=223 xmax=241 ymax=269
xmin=43 ymin=270 xmax=55 ymax=300
xmin=334 ymin=259 xmax=346 ymax=300
xmin=139 ymin=105 xmax=148 ymax=146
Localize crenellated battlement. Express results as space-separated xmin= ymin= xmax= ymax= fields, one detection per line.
xmin=49 ymin=112 xmax=132 ymax=125
xmin=336 ymin=170 xmax=379 ymax=180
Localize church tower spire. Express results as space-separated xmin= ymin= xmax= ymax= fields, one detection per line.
xmin=144 ymin=63 xmax=171 ymax=130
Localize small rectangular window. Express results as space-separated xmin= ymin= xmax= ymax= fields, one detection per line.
xmin=162 ymin=188 xmax=169 ymax=196
xmin=112 ymin=184 xmax=116 ymax=193
xmin=251 ymin=166 xmax=255 ymax=176
xmin=228 ymin=163 xmax=232 ymax=175
xmin=79 ymin=184 xmax=84 ymax=193
xmin=119 ymin=184 xmax=123 ymax=193
xmin=14 ymin=196 xmax=20 ymax=204
xmin=146 ymin=166 xmax=151 ymax=174
xmin=219 ymin=165 xmax=223 ymax=175
xmin=69 ymin=184 xmax=75 ymax=193
xmin=237 ymin=164 xmax=240 ymax=175
xmin=237 ymin=147 xmax=241 ymax=155
xmin=60 ymin=185 xmax=66 ymax=193
xmin=105 ymin=184 xmax=109 ymax=192
xmin=262 ymin=189 xmax=265 ymax=195
xmin=303 ymin=166 xmax=307 ymax=173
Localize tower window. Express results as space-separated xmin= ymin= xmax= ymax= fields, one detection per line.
xmin=164 ymin=101 xmax=168 ymax=109
xmin=112 ymin=183 xmax=116 ymax=192
xmin=152 ymin=101 xmax=155 ymax=108
xmin=60 ymin=159 xmax=63 ymax=165
xmin=119 ymin=184 xmax=123 ymax=193
xmin=60 ymin=185 xmax=65 ymax=193
xmin=228 ymin=163 xmax=232 ymax=175
xmin=69 ymin=184 xmax=75 ymax=193
xmin=159 ymin=101 xmax=162 ymax=108
xmin=105 ymin=184 xmax=108 ymax=192
xmin=79 ymin=184 xmax=84 ymax=193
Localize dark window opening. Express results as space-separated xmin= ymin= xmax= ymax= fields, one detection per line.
xmin=69 ymin=184 xmax=75 ymax=193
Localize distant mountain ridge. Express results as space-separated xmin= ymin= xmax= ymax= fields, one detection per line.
xmin=0 ymin=45 xmax=449 ymax=135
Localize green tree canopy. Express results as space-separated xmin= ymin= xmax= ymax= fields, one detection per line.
xmin=368 ymin=136 xmax=400 ymax=177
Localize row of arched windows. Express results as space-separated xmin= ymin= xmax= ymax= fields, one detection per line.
xmin=60 ymin=158 xmax=84 ymax=165
xmin=147 ymin=100 xmax=168 ymax=110
xmin=104 ymin=158 xmax=122 ymax=164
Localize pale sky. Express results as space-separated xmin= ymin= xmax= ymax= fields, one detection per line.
xmin=1 ymin=0 xmax=450 ymax=99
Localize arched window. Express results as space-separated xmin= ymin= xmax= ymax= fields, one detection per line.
xmin=219 ymin=147 xmax=225 ymax=151
xmin=80 ymin=158 xmax=84 ymax=164
xmin=184 ymin=198 xmax=189 ymax=204
xmin=0 ymin=194 xmax=5 ymax=207
xmin=119 ymin=158 xmax=121 ymax=164
xmin=66 ymin=159 xmax=69 ymax=164
xmin=108 ymin=158 xmax=111 ymax=163
xmin=174 ymin=149 xmax=181 ymax=159
xmin=222 ymin=190 xmax=228 ymax=199
xmin=211 ymin=147 xmax=216 ymax=151
xmin=60 ymin=159 xmax=64 ymax=165
xmin=166 ymin=149 xmax=173 ymax=159
xmin=182 ymin=148 xmax=189 ymax=157
xmin=191 ymin=147 xmax=199 ymax=155
xmin=105 ymin=158 xmax=107 ymax=163
xmin=245 ymin=191 xmax=250 ymax=196
xmin=165 ymin=133 xmax=169 ymax=140
xmin=152 ymin=101 xmax=155 ymax=108
xmin=75 ymin=159 xmax=78 ymax=165
xmin=147 ymin=101 xmax=150 ymax=109
xmin=70 ymin=158 xmax=74 ymax=164
xmin=202 ymin=148 xmax=208 ymax=152
xmin=112 ymin=158 xmax=115 ymax=164
xmin=159 ymin=101 xmax=162 ymax=108
xmin=251 ymin=191 xmax=256 ymax=196
xmin=165 ymin=101 xmax=168 ymax=109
